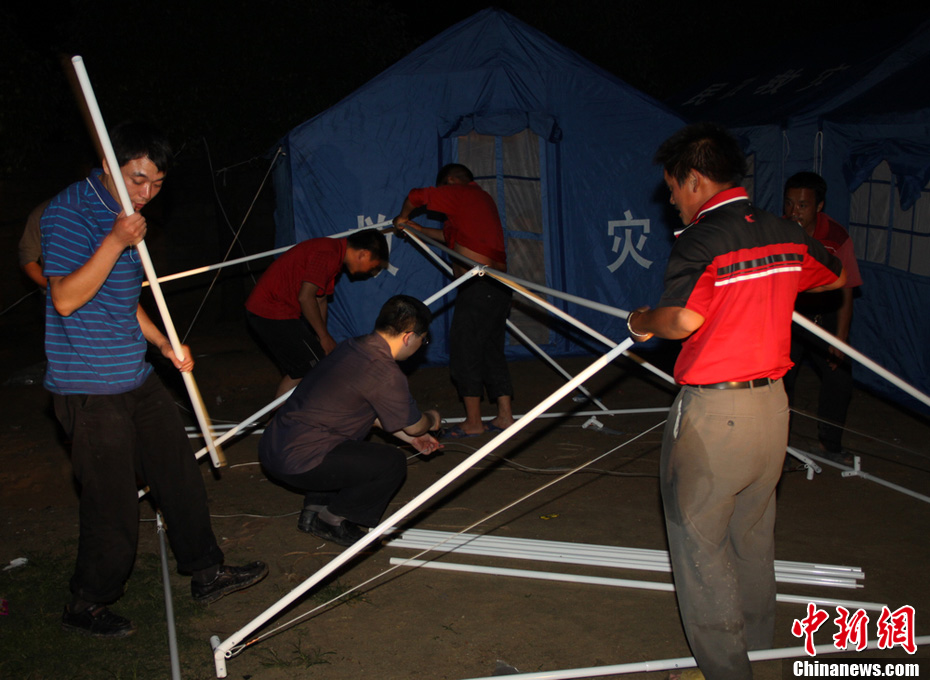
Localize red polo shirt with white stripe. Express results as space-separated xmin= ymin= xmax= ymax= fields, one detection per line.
xmin=658 ymin=188 xmax=843 ymax=385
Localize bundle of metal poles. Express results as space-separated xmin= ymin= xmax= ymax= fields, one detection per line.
xmin=386 ymin=529 xmax=865 ymax=589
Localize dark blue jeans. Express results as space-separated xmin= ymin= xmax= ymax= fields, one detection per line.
xmin=54 ymin=374 xmax=223 ymax=604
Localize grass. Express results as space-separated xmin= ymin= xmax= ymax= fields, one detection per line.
xmin=0 ymin=541 xmax=368 ymax=679
xmin=0 ymin=548 xmax=213 ymax=680
xmin=311 ymin=580 xmax=367 ymax=607
xmin=256 ymin=631 xmax=334 ymax=669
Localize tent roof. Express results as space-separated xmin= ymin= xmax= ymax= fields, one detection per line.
xmin=825 ymin=49 xmax=930 ymax=122
xmin=289 ymin=7 xmax=680 ymax=137
xmin=666 ymin=14 xmax=930 ymax=128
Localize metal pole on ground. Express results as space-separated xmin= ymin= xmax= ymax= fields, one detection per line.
xmin=456 ymin=635 xmax=930 ymax=680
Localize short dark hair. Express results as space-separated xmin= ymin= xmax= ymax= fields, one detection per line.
xmin=436 ymin=163 xmax=474 ymax=186
xmin=375 ymin=295 xmax=432 ymax=336
xmin=346 ymin=228 xmax=389 ymax=263
xmin=110 ymin=121 xmax=172 ymax=173
xmin=785 ymin=172 xmax=827 ymax=206
xmin=654 ymin=122 xmax=746 ymax=186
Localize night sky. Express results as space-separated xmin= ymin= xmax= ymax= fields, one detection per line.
xmin=2 ymin=0 xmax=928 ymax=179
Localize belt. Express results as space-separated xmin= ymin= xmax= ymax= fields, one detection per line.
xmin=694 ymin=377 xmax=775 ymax=390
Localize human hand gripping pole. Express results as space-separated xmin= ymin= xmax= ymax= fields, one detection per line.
xmin=70 ymin=56 xmax=226 ymax=468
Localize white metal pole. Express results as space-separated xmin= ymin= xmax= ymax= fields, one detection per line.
xmin=503 ymin=317 xmax=610 ymax=412
xmin=388 ymin=559 xmax=884 ymax=611
xmin=457 ymin=636 xmax=930 ymax=680
xmin=484 ymin=269 xmax=677 ymax=387
xmin=149 ymin=222 xmax=393 ymax=285
xmin=793 ymin=312 xmax=930 ymax=409
xmin=403 ymin=228 xmax=673 ymax=395
xmin=211 ymin=338 xmax=635 ymax=677
xmin=388 ymin=530 xmax=864 ymax=586
xmin=183 ymin=406 xmax=671 ymax=436
xmin=156 ymin=513 xmax=182 ymax=680
xmin=422 ymin=266 xmax=481 ymax=306
xmin=405 ymin=226 xmax=631 ymax=320
xmin=803 ymin=450 xmax=930 ymax=504
xmin=151 ymin=245 xmax=293 ymax=284
xmin=70 ymin=56 xmax=225 ymax=468
xmin=406 ymin=232 xmax=611 ymax=410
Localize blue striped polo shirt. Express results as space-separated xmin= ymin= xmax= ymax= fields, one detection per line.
xmin=41 ymin=171 xmax=152 ymax=395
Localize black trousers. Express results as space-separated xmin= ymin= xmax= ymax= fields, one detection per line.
xmin=783 ymin=324 xmax=853 ymax=452
xmin=449 ymin=276 xmax=513 ymax=401
xmin=271 ymin=440 xmax=407 ymax=527
xmin=54 ymin=374 xmax=223 ymax=604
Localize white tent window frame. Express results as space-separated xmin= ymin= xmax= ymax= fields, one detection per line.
xmin=849 ymin=160 xmax=930 ymax=276
xmin=455 ymin=128 xmax=551 ymax=345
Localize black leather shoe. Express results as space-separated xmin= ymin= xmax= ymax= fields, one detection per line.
xmin=297 ymin=507 xmax=318 ymax=533
xmin=307 ymin=514 xmax=367 ymax=547
xmin=61 ymin=604 xmax=136 ymax=638
xmin=191 ymin=562 xmax=268 ymax=604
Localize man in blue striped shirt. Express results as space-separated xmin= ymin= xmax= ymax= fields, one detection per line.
xmin=42 ymin=121 xmax=267 ymax=638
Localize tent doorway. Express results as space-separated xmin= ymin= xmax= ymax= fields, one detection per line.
xmin=455 ymin=128 xmax=551 ymax=346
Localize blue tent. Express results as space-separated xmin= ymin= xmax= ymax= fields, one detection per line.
xmin=667 ymin=16 xmax=930 ymax=412
xmin=272 ymin=8 xmax=685 ymax=365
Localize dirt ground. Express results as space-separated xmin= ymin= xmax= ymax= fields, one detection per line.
xmin=2 ymin=291 xmax=930 ymax=680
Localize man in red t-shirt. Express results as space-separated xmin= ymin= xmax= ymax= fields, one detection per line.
xmin=393 ymin=164 xmax=514 ymax=437
xmin=246 ymin=229 xmax=388 ymax=398
xmin=783 ymin=172 xmax=863 ymax=461
xmin=628 ymin=124 xmax=845 ymax=680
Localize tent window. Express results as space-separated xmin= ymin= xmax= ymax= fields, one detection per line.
xmin=849 ymin=161 xmax=930 ymax=276
xmin=456 ymin=129 xmax=549 ymax=344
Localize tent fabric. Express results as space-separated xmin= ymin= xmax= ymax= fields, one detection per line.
xmin=848 ymin=262 xmax=930 ymax=415
xmin=272 ymin=8 xmax=685 ymax=366
xmin=842 ymin=139 xmax=930 ymax=211
xmin=667 ymin=15 xmax=930 ymax=412
xmin=440 ymin=110 xmax=563 ymax=142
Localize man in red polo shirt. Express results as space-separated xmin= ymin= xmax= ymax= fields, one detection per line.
xmin=246 ymin=229 xmax=388 ymax=398
xmin=783 ymin=172 xmax=863 ymax=462
xmin=393 ymin=163 xmax=514 ymax=438
xmin=627 ymin=123 xmax=846 ymax=680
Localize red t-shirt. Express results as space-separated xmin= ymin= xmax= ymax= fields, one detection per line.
xmin=406 ymin=182 xmax=507 ymax=264
xmin=811 ymin=212 xmax=862 ymax=288
xmin=659 ymin=188 xmax=843 ymax=385
xmin=245 ymin=238 xmax=346 ymax=320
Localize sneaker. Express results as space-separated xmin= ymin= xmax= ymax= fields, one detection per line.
xmin=61 ymin=604 xmax=136 ymax=638
xmin=306 ymin=514 xmax=367 ymax=547
xmin=297 ymin=507 xmax=318 ymax=534
xmin=191 ymin=562 xmax=269 ymax=604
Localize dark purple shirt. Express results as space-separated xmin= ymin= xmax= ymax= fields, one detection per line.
xmin=259 ymin=333 xmax=421 ymax=474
